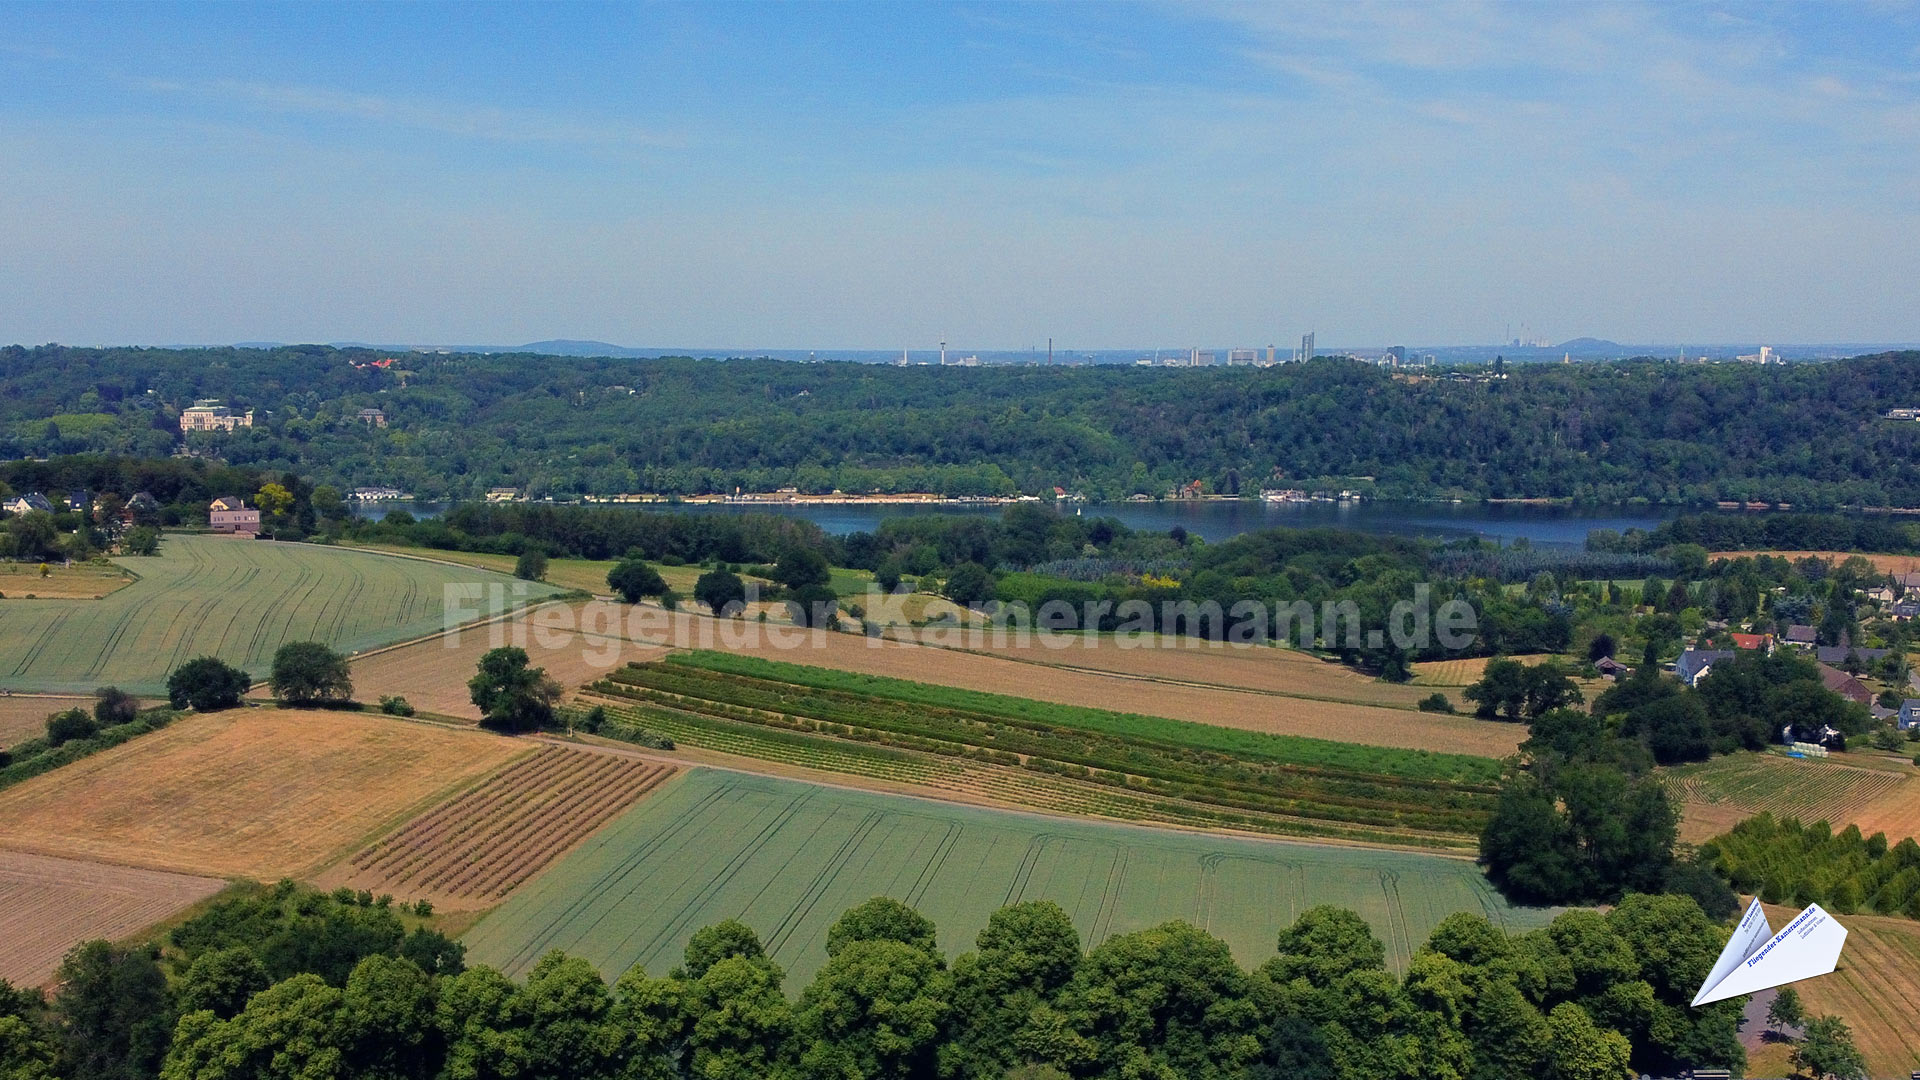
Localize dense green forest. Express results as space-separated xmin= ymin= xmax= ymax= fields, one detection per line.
xmin=3 ymin=882 xmax=1753 ymax=1080
xmin=4 ymin=344 xmax=1919 ymax=505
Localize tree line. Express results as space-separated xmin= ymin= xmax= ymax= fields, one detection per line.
xmin=6 ymin=344 xmax=1920 ymax=505
xmin=0 ymin=882 xmax=1764 ymax=1080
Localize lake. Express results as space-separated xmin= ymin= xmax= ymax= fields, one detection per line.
xmin=352 ymin=498 xmax=1682 ymax=547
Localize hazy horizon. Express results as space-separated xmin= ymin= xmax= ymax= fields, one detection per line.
xmin=4 ymin=2 xmax=1918 ymax=349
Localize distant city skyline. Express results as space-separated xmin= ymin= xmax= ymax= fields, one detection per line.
xmin=2 ymin=2 xmax=1917 ymax=348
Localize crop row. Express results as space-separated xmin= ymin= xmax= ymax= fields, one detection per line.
xmin=590 ymin=669 xmax=1490 ymax=838
xmin=584 ymin=695 xmax=1476 ymax=851
xmin=661 ymin=649 xmax=1502 ymax=784
xmin=351 ymin=746 xmax=675 ymax=899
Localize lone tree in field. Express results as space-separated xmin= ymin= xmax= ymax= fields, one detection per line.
xmin=694 ymin=569 xmax=748 ymax=616
xmin=468 ymin=646 xmax=562 ymax=733
xmin=514 ymin=549 xmax=549 ymax=582
xmin=269 ymin=641 xmax=354 ymax=705
xmin=607 ymin=558 xmax=668 ymax=604
xmin=166 ymin=657 xmax=252 ymax=712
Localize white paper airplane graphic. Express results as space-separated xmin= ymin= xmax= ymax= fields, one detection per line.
xmin=1692 ymin=898 xmax=1848 ymax=1007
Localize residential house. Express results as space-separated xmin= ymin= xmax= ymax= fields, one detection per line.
xmin=63 ymin=490 xmax=90 ymax=513
xmin=1594 ymin=656 xmax=1628 ymax=680
xmin=1784 ymin=624 xmax=1818 ymax=647
xmin=179 ymin=400 xmax=254 ymax=433
xmin=357 ymin=408 xmax=387 ymax=428
xmin=485 ymin=488 xmax=521 ymax=504
xmin=1814 ymin=645 xmax=1891 ymax=668
xmin=125 ymin=492 xmax=160 ymax=521
xmin=1677 ymin=649 xmax=1735 ymax=687
xmin=1866 ymin=585 xmax=1898 ymax=605
xmin=1900 ymin=571 xmax=1920 ymax=592
xmin=1893 ymin=601 xmax=1920 ymax=621
xmin=1900 ymin=700 xmax=1920 ymax=731
xmin=1730 ymin=632 xmax=1773 ymax=652
xmin=1816 ymin=663 xmax=1876 ymax=707
xmin=2 ymin=492 xmax=54 ymax=515
xmin=208 ymin=496 xmax=261 ymax=535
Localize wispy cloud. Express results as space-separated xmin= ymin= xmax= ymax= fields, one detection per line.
xmin=141 ymin=77 xmax=682 ymax=150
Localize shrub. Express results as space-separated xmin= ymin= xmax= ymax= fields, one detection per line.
xmin=575 ymin=705 xmax=608 ymax=733
xmin=92 ymin=686 xmax=140 ymax=728
xmin=379 ymin=695 xmax=415 ymax=717
xmin=1417 ymin=693 xmax=1456 ymax=714
xmin=45 ymin=708 xmax=98 ymax=747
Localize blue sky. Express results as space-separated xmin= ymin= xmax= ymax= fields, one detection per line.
xmin=2 ymin=1 xmax=1917 ymax=349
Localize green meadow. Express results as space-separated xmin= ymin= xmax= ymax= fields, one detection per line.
xmin=0 ymin=533 xmax=564 ymax=693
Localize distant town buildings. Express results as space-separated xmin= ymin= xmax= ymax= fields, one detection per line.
xmin=357 ymin=408 xmax=387 ymax=428
xmin=1736 ymin=345 xmax=1779 ymax=364
xmin=179 ymin=400 xmax=254 ymax=433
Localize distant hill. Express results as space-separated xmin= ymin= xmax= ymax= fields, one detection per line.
xmin=1555 ymin=337 xmax=1624 ymax=353
xmin=505 ymin=340 xmax=654 ymax=358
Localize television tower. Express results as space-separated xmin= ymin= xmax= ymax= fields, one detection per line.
xmin=940 ymin=339 xmax=947 ymax=366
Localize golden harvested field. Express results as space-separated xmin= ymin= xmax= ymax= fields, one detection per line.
xmin=350 ymin=613 xmax=667 ymax=719
xmin=0 ymin=709 xmax=527 ymax=878
xmin=327 ymin=745 xmax=676 ymax=909
xmin=0 ymin=560 xmax=135 ymax=600
xmin=0 ymin=851 xmax=224 ymax=987
xmin=1711 ymin=550 xmax=1920 ymax=576
xmin=1742 ymin=903 xmax=1920 ymax=1079
xmin=1408 ymin=653 xmax=1558 ymax=686
xmin=348 ymin=544 xmax=762 ymax=596
xmin=926 ymin=634 xmax=1436 ymax=709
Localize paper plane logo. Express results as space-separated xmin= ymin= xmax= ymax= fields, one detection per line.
xmin=1692 ymin=898 xmax=1848 ymax=1007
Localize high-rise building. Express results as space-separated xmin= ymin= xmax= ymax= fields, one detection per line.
xmin=1227 ymin=348 xmax=1258 ymax=366
xmin=1385 ymin=345 xmax=1406 ymax=366
xmin=1297 ymin=332 xmax=1315 ymax=362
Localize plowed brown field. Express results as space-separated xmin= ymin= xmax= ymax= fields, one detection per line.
xmin=0 ymin=850 xmax=222 ymax=987
xmin=328 ymin=744 xmax=677 ymax=909
xmin=0 ymin=709 xmax=526 ymax=878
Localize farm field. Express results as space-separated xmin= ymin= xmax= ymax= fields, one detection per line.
xmin=0 ymin=695 xmax=96 ymax=746
xmin=0 ymin=534 xmax=565 ymax=694
xmin=1710 ymin=550 xmax=1920 ymax=576
xmin=1664 ymin=751 xmax=1917 ymax=843
xmin=0 ymin=560 xmax=134 ymax=599
xmin=1409 ymin=653 xmax=1560 ymax=687
xmin=925 ymin=632 xmax=1437 ymax=709
xmin=1742 ymin=903 xmax=1920 ymax=1079
xmin=328 ymin=745 xmax=677 ymax=909
xmin=461 ymin=769 xmax=1554 ymax=987
xmin=347 ymin=601 xmax=1520 ymax=756
xmin=347 ymin=544 xmax=769 ymax=597
xmin=0 ymin=708 xmax=526 ymax=878
xmin=350 ymin=614 xmax=668 ymax=719
xmin=582 ymin=652 xmax=1503 ymax=850
xmin=0 ymin=850 xmax=224 ymax=987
